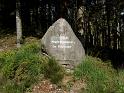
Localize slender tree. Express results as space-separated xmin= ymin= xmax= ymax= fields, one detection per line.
xmin=16 ymin=0 xmax=22 ymax=48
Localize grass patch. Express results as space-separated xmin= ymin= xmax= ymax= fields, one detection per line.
xmin=74 ymin=56 xmax=124 ymax=93
xmin=115 ymin=70 xmax=124 ymax=93
xmin=43 ymin=58 xmax=64 ymax=84
xmin=0 ymin=42 xmax=64 ymax=93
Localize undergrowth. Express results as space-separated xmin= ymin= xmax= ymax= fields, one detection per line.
xmin=0 ymin=42 xmax=64 ymax=93
xmin=0 ymin=42 xmax=124 ymax=93
xmin=74 ymin=56 xmax=124 ymax=93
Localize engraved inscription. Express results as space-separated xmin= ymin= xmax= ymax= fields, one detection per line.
xmin=50 ymin=36 xmax=75 ymax=49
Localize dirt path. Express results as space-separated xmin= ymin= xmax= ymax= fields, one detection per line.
xmin=32 ymin=75 xmax=86 ymax=93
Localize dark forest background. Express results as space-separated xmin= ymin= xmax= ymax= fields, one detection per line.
xmin=0 ymin=0 xmax=124 ymax=68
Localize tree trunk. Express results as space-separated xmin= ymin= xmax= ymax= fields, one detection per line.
xmin=16 ymin=0 xmax=22 ymax=48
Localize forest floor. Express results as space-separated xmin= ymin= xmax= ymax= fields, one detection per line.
xmin=32 ymin=75 xmax=85 ymax=93
xmin=0 ymin=34 xmax=16 ymax=51
xmin=0 ymin=34 xmax=38 ymax=51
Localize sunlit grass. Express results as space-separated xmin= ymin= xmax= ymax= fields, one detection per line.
xmin=74 ymin=56 xmax=124 ymax=93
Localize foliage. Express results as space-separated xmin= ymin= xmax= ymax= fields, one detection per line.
xmin=43 ymin=58 xmax=64 ymax=84
xmin=115 ymin=70 xmax=124 ymax=93
xmin=74 ymin=56 xmax=124 ymax=93
xmin=0 ymin=42 xmax=64 ymax=93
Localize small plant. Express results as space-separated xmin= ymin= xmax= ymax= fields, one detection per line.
xmin=43 ymin=57 xmax=65 ymax=84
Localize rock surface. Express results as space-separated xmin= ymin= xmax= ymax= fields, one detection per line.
xmin=41 ymin=18 xmax=85 ymax=69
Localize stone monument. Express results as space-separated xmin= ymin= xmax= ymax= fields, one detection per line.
xmin=41 ymin=18 xmax=85 ymax=69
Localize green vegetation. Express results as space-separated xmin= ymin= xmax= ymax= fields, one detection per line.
xmin=0 ymin=42 xmax=64 ymax=93
xmin=0 ymin=42 xmax=124 ymax=93
xmin=74 ymin=56 xmax=124 ymax=93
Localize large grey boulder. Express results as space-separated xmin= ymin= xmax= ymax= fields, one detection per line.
xmin=41 ymin=18 xmax=85 ymax=69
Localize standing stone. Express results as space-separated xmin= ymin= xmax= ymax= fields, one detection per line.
xmin=41 ymin=18 xmax=85 ymax=69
